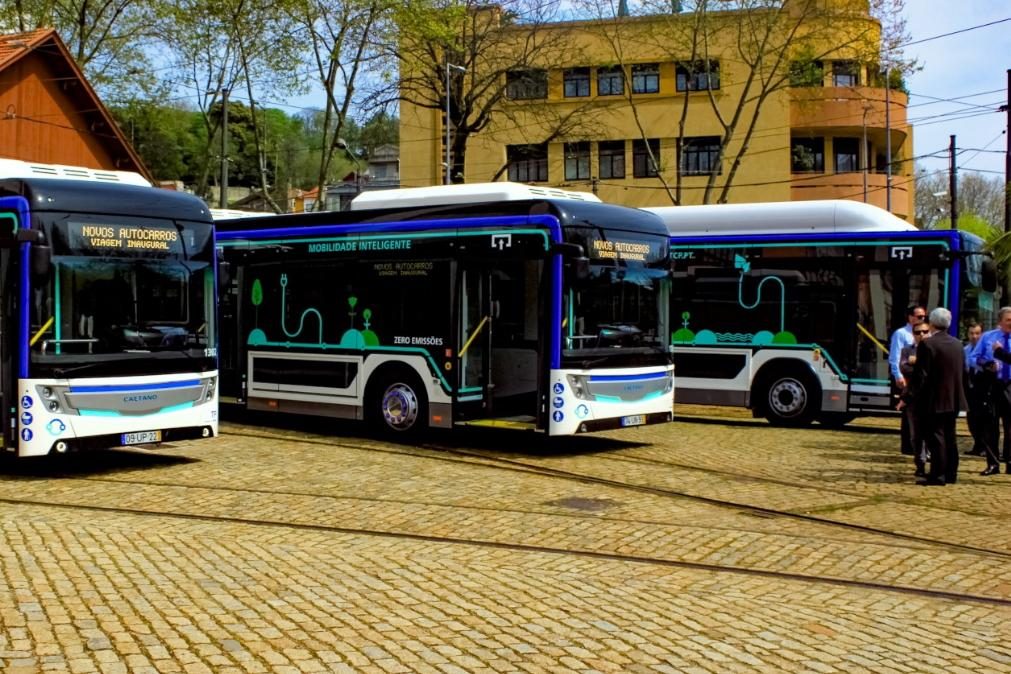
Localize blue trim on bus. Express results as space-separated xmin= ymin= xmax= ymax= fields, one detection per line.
xmin=589 ymin=372 xmax=669 ymax=382
xmin=19 ymin=241 xmax=30 ymax=379
xmin=1 ymin=196 xmax=32 ymax=379
xmin=70 ymin=379 xmax=202 ymax=393
xmin=668 ymin=229 xmax=961 ymax=246
xmin=551 ymin=256 xmax=562 ymax=369
xmin=216 ymin=214 xmax=564 ymax=245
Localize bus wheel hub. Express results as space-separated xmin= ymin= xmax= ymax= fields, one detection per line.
xmin=382 ymin=384 xmax=419 ymax=429
xmin=769 ymin=378 xmax=805 ymax=416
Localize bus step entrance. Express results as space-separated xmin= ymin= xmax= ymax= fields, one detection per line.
xmin=456 ymin=415 xmax=537 ymax=431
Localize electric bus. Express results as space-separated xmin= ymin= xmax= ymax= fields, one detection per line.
xmin=646 ymin=200 xmax=996 ymax=427
xmin=216 ymin=183 xmax=674 ymax=435
xmin=0 ymin=160 xmax=218 ymax=457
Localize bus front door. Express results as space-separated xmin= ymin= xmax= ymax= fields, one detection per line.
xmin=457 ymin=266 xmax=492 ymax=419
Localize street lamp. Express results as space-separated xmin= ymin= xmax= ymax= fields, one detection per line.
xmin=445 ymin=61 xmax=466 ymax=185
xmin=336 ymin=137 xmax=363 ymax=198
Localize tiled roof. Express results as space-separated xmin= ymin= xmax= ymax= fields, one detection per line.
xmin=0 ymin=28 xmax=56 ymax=71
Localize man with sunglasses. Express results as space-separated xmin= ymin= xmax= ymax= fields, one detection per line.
xmin=890 ymin=305 xmax=927 ymax=456
xmin=898 ymin=323 xmax=932 ymax=476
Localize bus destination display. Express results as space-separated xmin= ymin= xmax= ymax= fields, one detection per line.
xmin=70 ymin=222 xmax=182 ymax=254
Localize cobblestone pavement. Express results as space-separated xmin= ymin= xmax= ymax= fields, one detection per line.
xmin=1 ymin=407 xmax=1010 ymax=673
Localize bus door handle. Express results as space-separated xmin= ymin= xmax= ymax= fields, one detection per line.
xmin=460 ymin=316 xmax=490 ymax=357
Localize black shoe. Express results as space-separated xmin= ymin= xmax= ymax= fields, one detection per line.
xmin=914 ymin=467 xmax=926 ymax=478
xmin=981 ymin=466 xmax=1000 ymax=476
xmin=965 ymin=449 xmax=983 ymax=456
xmin=900 ymin=449 xmax=915 ymax=455
xmin=917 ymin=478 xmax=946 ymax=486
xmin=1006 ymin=465 xmax=1011 ymax=474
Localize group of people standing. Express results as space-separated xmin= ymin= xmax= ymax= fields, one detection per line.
xmin=890 ymin=304 xmax=1011 ymax=485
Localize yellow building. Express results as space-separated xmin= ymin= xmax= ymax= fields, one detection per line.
xmin=399 ymin=0 xmax=913 ymax=219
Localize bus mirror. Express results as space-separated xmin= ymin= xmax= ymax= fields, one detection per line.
xmin=981 ymin=255 xmax=998 ymax=293
xmin=16 ymin=228 xmax=42 ymax=243
xmin=571 ymin=256 xmax=590 ymax=281
xmin=31 ymin=244 xmax=52 ymax=281
xmin=551 ymin=242 xmax=585 ymax=258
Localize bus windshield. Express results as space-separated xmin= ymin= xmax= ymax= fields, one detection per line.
xmin=564 ymin=265 xmax=669 ymax=356
xmin=29 ymin=216 xmax=216 ymax=376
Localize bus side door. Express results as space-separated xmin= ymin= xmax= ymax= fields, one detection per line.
xmin=456 ymin=264 xmax=492 ymax=418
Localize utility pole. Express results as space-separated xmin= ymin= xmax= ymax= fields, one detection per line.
xmin=885 ymin=63 xmax=892 ymax=212
xmin=1004 ymin=68 xmax=1010 ymax=233
xmin=219 ymin=88 xmax=229 ymax=209
xmin=445 ymin=61 xmax=465 ymax=185
xmin=949 ymin=134 xmax=958 ymax=230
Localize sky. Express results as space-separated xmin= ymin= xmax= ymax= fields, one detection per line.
xmin=902 ymin=2 xmax=1010 ymax=182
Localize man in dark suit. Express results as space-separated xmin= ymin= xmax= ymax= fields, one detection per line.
xmin=909 ymin=307 xmax=967 ymax=486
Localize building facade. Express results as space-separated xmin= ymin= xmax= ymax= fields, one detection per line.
xmin=399 ymin=0 xmax=913 ymax=219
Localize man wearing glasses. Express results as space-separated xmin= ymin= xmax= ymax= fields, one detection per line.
xmin=898 ymin=322 xmax=932 ymax=476
xmin=890 ymin=305 xmax=926 ymax=456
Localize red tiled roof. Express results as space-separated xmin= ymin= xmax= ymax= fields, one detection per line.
xmin=0 ymin=28 xmax=55 ymax=70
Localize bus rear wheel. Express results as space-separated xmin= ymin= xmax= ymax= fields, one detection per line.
xmin=368 ymin=370 xmax=428 ymax=436
xmin=759 ymin=370 xmax=819 ymax=427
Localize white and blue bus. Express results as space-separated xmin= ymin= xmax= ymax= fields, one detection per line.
xmin=646 ymin=200 xmax=997 ymax=427
xmin=217 ymin=183 xmax=674 ymax=435
xmin=0 ymin=161 xmax=218 ymax=457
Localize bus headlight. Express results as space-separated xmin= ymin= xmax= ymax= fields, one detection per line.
xmin=48 ymin=400 xmax=61 ymax=412
xmin=205 ymin=377 xmax=217 ymax=401
xmin=566 ymin=374 xmax=592 ymax=400
xmin=663 ymin=372 xmax=674 ymax=393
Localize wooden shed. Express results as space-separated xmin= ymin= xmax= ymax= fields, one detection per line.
xmin=0 ymin=28 xmax=149 ymax=179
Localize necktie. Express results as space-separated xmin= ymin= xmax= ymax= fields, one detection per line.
xmin=1004 ymin=334 xmax=1010 ymax=382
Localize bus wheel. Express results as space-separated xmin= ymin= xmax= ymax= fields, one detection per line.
xmin=761 ymin=370 xmax=818 ymax=427
xmin=369 ymin=371 xmax=428 ymax=436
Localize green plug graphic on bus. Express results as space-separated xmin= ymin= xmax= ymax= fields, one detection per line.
xmin=246 ymin=274 xmax=380 ymax=348
xmin=673 ymin=254 xmax=796 ymax=346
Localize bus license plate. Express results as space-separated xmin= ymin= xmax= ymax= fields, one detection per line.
xmin=121 ymin=431 xmax=161 ymax=445
xmin=621 ymin=415 xmax=646 ymax=427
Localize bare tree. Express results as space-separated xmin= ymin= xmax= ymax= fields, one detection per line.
xmin=395 ymin=0 xmax=601 ymax=183
xmin=915 ymin=167 xmax=1006 ymax=231
xmin=288 ymin=0 xmax=389 ymax=209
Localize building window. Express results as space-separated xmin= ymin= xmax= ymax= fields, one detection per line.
xmin=507 ymin=144 xmax=548 ymax=182
xmin=506 ymin=69 xmax=547 ymax=100
xmin=564 ymin=142 xmax=590 ymax=181
xmin=597 ymin=66 xmax=624 ymax=96
xmin=832 ymin=61 xmax=859 ymax=87
xmin=598 ymin=140 xmax=625 ymax=179
xmin=564 ymin=68 xmax=590 ymax=98
xmin=633 ymin=138 xmax=660 ymax=178
xmin=680 ymin=136 xmax=722 ymax=176
xmin=676 ymin=60 xmax=720 ymax=91
xmin=789 ymin=59 xmax=824 ymax=87
xmin=834 ymin=137 xmax=859 ymax=173
xmin=791 ymin=137 xmax=825 ymax=173
xmin=631 ymin=63 xmax=660 ymax=94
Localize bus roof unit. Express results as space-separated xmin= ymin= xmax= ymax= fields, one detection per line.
xmin=350 ymin=182 xmax=601 ymax=211
xmin=646 ymin=200 xmax=917 ymax=236
xmin=0 ymin=159 xmax=150 ymax=186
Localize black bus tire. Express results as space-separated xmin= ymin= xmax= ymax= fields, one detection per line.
xmin=757 ymin=368 xmax=819 ymax=427
xmin=367 ymin=368 xmax=429 ymax=436
xmin=818 ymin=412 xmax=856 ymax=429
